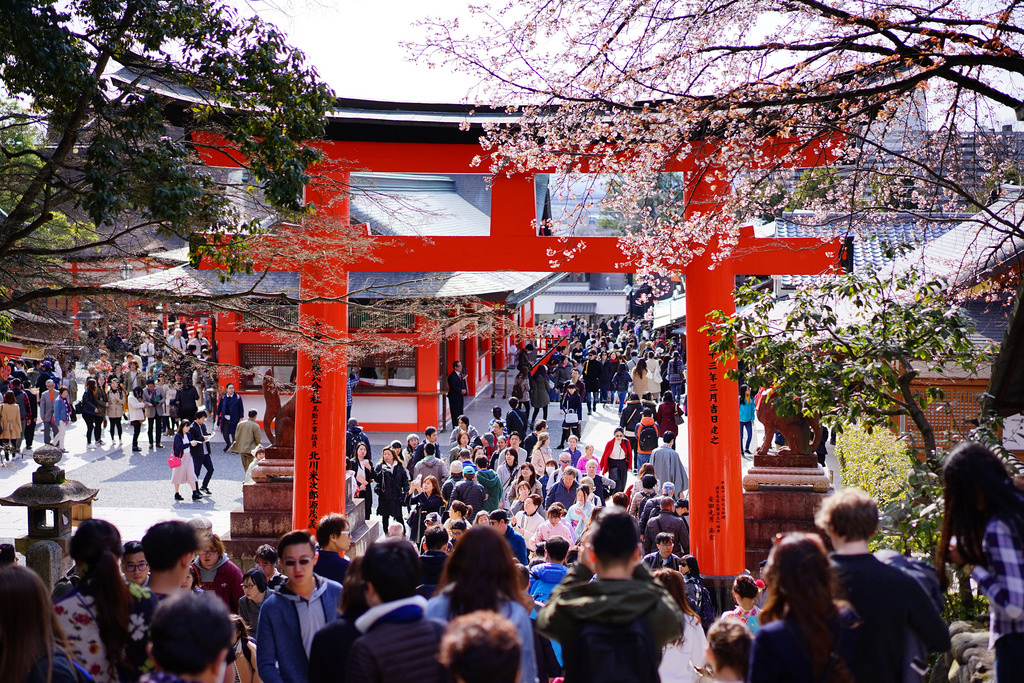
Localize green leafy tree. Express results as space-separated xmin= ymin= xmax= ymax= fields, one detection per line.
xmin=704 ymin=268 xmax=994 ymax=458
xmin=0 ymin=0 xmax=334 ymax=317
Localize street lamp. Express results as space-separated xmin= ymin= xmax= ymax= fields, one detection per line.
xmin=119 ymin=262 xmax=134 ymax=280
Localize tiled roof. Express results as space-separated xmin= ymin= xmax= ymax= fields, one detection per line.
xmin=889 ymin=185 xmax=1024 ymax=286
xmin=105 ymin=266 xmax=561 ymax=304
xmin=350 ymin=173 xmax=491 ymax=237
xmin=102 ymin=267 xmax=300 ymax=298
xmin=775 ymin=211 xmax=972 ymax=287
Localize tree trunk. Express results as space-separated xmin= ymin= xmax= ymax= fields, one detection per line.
xmin=899 ymin=374 xmax=936 ymax=457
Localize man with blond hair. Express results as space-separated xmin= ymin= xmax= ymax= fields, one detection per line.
xmin=815 ymin=488 xmax=949 ymax=683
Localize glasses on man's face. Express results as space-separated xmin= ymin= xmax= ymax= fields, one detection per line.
xmin=125 ymin=562 xmax=148 ymax=572
xmin=282 ymin=557 xmax=313 ymax=568
xmin=200 ymin=549 xmax=218 ymax=556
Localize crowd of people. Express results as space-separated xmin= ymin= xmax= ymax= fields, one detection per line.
xmin=0 ymin=318 xmax=259 ymax=504
xmin=1 ymin=440 xmax=1022 ymax=683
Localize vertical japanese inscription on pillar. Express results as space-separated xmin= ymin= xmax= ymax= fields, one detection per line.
xmin=308 ymin=322 xmax=323 ymax=529
xmin=708 ymin=353 xmax=719 ymax=446
xmin=705 ymin=354 xmax=726 ymax=542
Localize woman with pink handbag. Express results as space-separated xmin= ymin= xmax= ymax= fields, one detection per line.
xmin=170 ymin=420 xmax=201 ymax=502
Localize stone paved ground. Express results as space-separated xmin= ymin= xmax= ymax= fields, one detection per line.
xmin=1 ymin=382 xmax=839 ymax=550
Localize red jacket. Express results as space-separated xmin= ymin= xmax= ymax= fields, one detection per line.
xmin=194 ymin=557 xmax=245 ymax=612
xmin=600 ymin=436 xmax=633 ymax=472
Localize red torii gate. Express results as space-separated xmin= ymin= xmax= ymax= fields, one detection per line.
xmin=199 ymin=130 xmax=840 ymax=578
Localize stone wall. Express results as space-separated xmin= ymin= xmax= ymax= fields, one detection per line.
xmin=929 ymin=621 xmax=993 ymax=683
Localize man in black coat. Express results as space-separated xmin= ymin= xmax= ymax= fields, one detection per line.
xmin=582 ymin=356 xmax=602 ymax=412
xmin=343 ymin=538 xmax=447 ymax=683
xmin=188 ymin=410 xmax=215 ymax=494
xmin=816 ymin=489 xmax=949 ymax=683
xmin=642 ymin=496 xmax=690 ymax=556
xmin=447 ymin=361 xmax=467 ymax=422
xmin=505 ymin=398 xmax=528 ymax=439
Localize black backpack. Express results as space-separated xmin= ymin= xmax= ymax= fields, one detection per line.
xmin=638 ymin=423 xmax=660 ymax=452
xmin=690 ymin=581 xmax=716 ymax=634
xmin=565 ymin=616 xmax=659 ymax=683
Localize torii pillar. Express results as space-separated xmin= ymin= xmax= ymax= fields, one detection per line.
xmin=291 ymin=173 xmax=350 ymax=530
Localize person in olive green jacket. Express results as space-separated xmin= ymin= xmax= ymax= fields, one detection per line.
xmin=537 ymin=508 xmax=682 ymax=678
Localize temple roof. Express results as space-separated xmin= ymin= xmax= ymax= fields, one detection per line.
xmin=103 ymin=265 xmax=563 ymax=306
xmin=775 ymin=211 xmax=971 ymax=288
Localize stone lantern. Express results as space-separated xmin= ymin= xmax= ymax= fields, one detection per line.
xmin=0 ymin=444 xmax=98 ymax=573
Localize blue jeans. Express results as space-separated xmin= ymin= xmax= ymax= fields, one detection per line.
xmin=616 ymin=391 xmax=627 ymax=413
xmin=741 ymin=421 xmax=753 ymax=452
xmin=996 ymin=632 xmax=1024 ymax=682
xmin=636 ymin=451 xmax=651 ymax=470
xmin=670 ymin=383 xmax=683 ymax=403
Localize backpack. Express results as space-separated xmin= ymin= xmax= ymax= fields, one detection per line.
xmin=638 ymin=423 xmax=660 ymax=452
xmin=565 ymin=616 xmax=659 ymax=683
xmin=634 ymin=489 xmax=657 ymax=519
xmin=689 ymin=580 xmax=716 ymax=633
xmin=876 ymin=550 xmax=945 ymax=683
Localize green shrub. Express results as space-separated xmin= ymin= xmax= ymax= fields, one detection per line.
xmin=836 ymin=424 xmax=912 ymax=509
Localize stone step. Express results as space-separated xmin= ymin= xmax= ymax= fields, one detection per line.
xmin=350 ymin=517 xmax=381 ymax=558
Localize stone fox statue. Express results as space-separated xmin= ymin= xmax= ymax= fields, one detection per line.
xmin=263 ymin=373 xmax=295 ymax=448
xmin=755 ymin=387 xmax=822 ymax=456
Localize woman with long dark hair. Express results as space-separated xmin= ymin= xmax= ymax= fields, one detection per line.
xmin=749 ymin=533 xmax=858 ymax=683
xmin=0 ymin=565 xmax=80 ymax=683
xmin=408 ymin=474 xmax=446 ymax=545
xmin=171 ymin=420 xmax=201 ymax=501
xmin=656 ymin=390 xmax=683 ymax=437
xmin=426 ymin=526 xmax=538 ymax=683
xmin=105 ymin=377 xmax=125 ymax=445
xmin=529 ymin=364 xmax=551 ymax=424
xmin=653 ymin=569 xmax=707 ymax=683
xmin=938 ymin=442 xmax=1024 ymax=681
xmin=229 ymin=614 xmax=260 ymax=683
xmin=53 ymin=519 xmax=156 ymax=682
xmin=373 ymin=447 xmax=410 ymax=532
xmin=347 ymin=441 xmax=375 ymax=511
xmin=81 ymin=377 xmax=107 ymax=447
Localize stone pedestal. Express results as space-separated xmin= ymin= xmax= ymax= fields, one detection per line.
xmin=742 ymin=455 xmax=830 ymax=492
xmin=743 ymin=485 xmax=831 ymax=574
xmin=224 ymin=464 xmax=380 ymax=566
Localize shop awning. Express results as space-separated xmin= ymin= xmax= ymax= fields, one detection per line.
xmin=0 ymin=341 xmax=45 ymax=359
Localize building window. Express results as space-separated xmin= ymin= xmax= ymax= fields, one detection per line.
xmin=239 ymin=344 xmax=297 ymax=391
xmin=356 ymin=349 xmax=416 ymax=390
xmin=348 ymin=307 xmax=416 ymax=330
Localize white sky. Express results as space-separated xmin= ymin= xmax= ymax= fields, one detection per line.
xmin=238 ymin=0 xmax=484 ymax=103
xmin=237 ymin=0 xmax=1023 ymax=127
